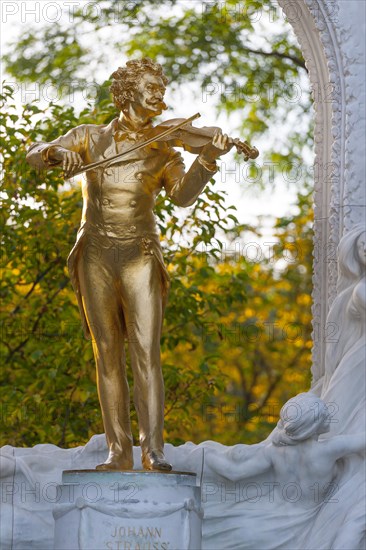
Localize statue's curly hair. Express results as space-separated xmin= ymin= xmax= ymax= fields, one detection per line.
xmin=110 ymin=58 xmax=168 ymax=111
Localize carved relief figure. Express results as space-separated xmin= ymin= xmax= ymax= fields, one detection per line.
xmin=202 ymin=393 xmax=365 ymax=549
xmin=205 ymin=393 xmax=364 ymax=492
xmin=322 ymin=225 xmax=366 ymax=392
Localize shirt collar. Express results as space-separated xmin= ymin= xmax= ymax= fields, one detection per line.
xmin=113 ymin=118 xmax=154 ymax=142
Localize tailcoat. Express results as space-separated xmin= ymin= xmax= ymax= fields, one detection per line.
xmin=26 ymin=117 xmax=217 ymax=458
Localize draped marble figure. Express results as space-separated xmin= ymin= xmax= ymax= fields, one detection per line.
xmin=199 ymin=392 xmax=365 ymax=549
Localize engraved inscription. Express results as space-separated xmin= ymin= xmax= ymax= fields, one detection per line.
xmin=105 ymin=525 xmax=170 ymax=549
xmin=111 ymin=527 xmax=161 ymax=538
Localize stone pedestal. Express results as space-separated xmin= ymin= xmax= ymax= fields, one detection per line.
xmin=53 ymin=470 xmax=202 ymax=550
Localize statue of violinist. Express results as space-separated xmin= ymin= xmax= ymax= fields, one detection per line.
xmin=26 ymin=58 xmax=258 ymax=472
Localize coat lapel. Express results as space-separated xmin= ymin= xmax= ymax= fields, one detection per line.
xmin=89 ymin=119 xmax=118 ymax=161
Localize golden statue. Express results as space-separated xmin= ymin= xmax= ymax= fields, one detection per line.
xmin=26 ymin=58 xmax=258 ymax=472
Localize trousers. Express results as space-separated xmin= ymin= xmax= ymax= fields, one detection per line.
xmin=76 ymin=230 xmax=168 ymax=458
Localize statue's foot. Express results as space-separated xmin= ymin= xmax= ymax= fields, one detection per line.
xmin=96 ymin=453 xmax=133 ymax=471
xmin=142 ymin=450 xmax=172 ymax=471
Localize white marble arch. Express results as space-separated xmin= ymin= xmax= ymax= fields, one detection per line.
xmin=277 ymin=0 xmax=365 ymax=385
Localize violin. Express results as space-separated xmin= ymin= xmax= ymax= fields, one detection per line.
xmin=148 ymin=117 xmax=259 ymax=162
xmin=74 ymin=112 xmax=259 ymax=176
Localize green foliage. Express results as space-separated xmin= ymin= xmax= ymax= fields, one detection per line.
xmin=3 ymin=0 xmax=177 ymax=88
xmin=3 ymin=0 xmax=313 ymax=192
xmin=0 ymin=87 xmax=233 ymax=446
xmin=1 ymin=0 xmax=314 ymax=448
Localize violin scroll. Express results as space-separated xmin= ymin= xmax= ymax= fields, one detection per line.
xmin=231 ymin=138 xmax=259 ymax=162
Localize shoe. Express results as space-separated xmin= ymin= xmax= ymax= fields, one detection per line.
xmin=141 ymin=450 xmax=172 ymax=471
xmin=96 ymin=452 xmax=133 ymax=471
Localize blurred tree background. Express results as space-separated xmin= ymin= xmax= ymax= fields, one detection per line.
xmin=1 ymin=0 xmax=314 ymax=447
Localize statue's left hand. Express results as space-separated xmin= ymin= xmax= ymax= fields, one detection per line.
xmin=48 ymin=147 xmax=84 ymax=178
xmin=200 ymin=129 xmax=234 ymax=163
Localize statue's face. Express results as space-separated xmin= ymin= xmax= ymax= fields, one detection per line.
xmin=131 ymin=72 xmax=166 ymax=117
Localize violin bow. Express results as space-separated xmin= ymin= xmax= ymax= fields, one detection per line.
xmin=72 ymin=112 xmax=201 ymax=176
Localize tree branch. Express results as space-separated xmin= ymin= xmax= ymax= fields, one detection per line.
xmin=11 ymin=260 xmax=60 ymax=315
xmin=6 ymin=278 xmax=69 ymax=363
xmin=242 ymin=46 xmax=307 ymax=71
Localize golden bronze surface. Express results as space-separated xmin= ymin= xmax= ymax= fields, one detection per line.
xmin=26 ymin=58 xmax=258 ymax=471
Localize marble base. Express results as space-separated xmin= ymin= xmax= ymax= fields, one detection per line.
xmin=53 ymin=470 xmax=202 ymax=550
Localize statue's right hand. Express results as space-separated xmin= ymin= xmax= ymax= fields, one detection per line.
xmin=49 ymin=147 xmax=83 ymax=178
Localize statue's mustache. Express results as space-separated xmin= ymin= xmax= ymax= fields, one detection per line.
xmin=147 ymin=100 xmax=168 ymax=110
